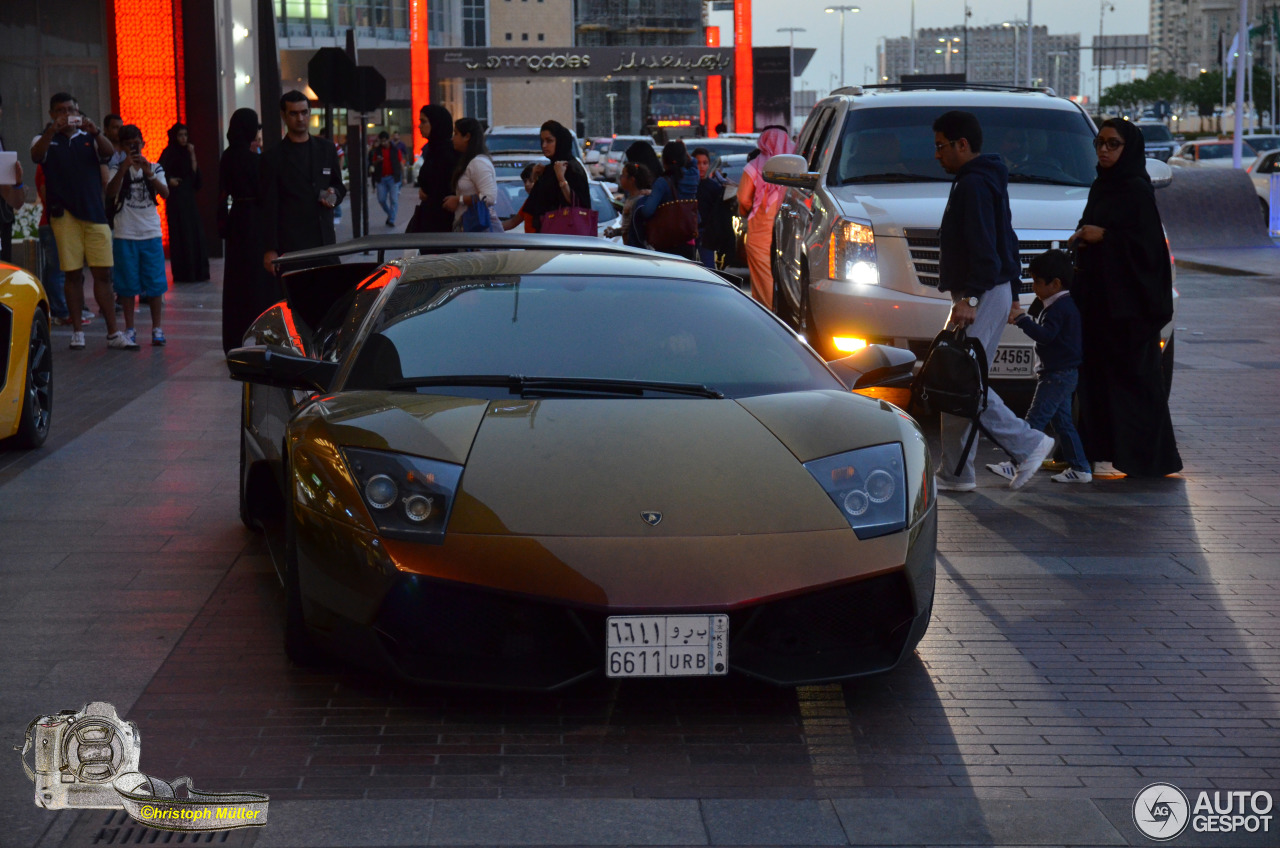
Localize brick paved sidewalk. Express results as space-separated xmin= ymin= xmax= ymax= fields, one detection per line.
xmin=2 ymin=263 xmax=1276 ymax=848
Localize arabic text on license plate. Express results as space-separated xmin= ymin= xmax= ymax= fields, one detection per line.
xmin=990 ymin=345 xmax=1035 ymax=377
xmin=606 ymin=615 xmax=729 ymax=677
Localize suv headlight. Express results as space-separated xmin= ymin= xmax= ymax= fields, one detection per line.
xmin=341 ymin=447 xmax=463 ymax=543
xmin=828 ymin=219 xmax=878 ymax=285
xmin=803 ymin=443 xmax=907 ymax=540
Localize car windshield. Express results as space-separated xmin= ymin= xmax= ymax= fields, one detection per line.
xmin=493 ymin=182 xmax=618 ymax=224
xmin=831 ymin=105 xmax=1098 ymax=187
xmin=1198 ymin=144 xmax=1242 ymax=160
xmin=648 ymin=89 xmax=700 ymax=116
xmin=1139 ymin=124 xmax=1174 ymax=142
xmin=1245 ymin=136 xmax=1280 ymax=151
xmin=689 ymin=139 xmax=758 ymax=158
xmin=363 ymin=276 xmax=839 ymax=398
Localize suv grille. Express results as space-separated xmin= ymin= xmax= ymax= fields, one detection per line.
xmin=904 ymin=229 xmax=1062 ymax=295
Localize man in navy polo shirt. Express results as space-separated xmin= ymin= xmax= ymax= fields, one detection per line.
xmin=31 ymin=92 xmax=132 ymax=350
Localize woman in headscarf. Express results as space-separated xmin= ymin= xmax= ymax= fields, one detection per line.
xmin=624 ymin=140 xmax=662 ymax=184
xmin=633 ymin=140 xmax=700 ymax=258
xmin=217 ymin=108 xmax=280 ymax=353
xmin=409 ymin=104 xmax=457 ymax=233
xmin=519 ymin=120 xmax=589 ymax=232
xmin=736 ymin=127 xmax=795 ymax=308
xmin=1068 ymin=117 xmax=1181 ymax=478
xmin=158 ymin=122 xmax=210 ymax=282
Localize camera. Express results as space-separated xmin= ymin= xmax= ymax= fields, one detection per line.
xmin=18 ymin=702 xmax=140 ymax=809
xmin=66 ymin=115 xmax=82 ymax=129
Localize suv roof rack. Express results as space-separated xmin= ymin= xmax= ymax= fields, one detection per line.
xmin=837 ymin=82 xmax=1058 ymax=96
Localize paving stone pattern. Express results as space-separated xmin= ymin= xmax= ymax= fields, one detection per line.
xmin=1 ymin=260 xmax=1276 ymax=847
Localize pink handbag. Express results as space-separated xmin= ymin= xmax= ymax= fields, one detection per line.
xmin=540 ymin=192 xmax=598 ymax=237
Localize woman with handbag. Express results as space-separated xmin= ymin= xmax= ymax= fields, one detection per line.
xmin=519 ymin=121 xmax=590 ymax=233
xmin=634 ymin=140 xmax=700 ymax=259
xmin=443 ymin=117 xmax=501 ymax=233
xmin=407 ymin=104 xmax=456 ymax=234
xmin=736 ymin=127 xmax=795 ymax=308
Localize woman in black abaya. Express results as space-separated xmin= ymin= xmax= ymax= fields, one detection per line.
xmin=518 ymin=120 xmax=589 ymax=232
xmin=217 ymin=109 xmax=280 ymax=353
xmin=159 ymin=123 xmax=210 ymax=282
xmin=1069 ymin=118 xmax=1182 ymax=477
xmin=409 ymin=104 xmax=457 ymax=234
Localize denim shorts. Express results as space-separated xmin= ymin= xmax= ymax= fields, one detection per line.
xmin=112 ymin=237 xmax=169 ymax=298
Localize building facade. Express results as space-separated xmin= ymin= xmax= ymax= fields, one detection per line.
xmin=1150 ymin=0 xmax=1278 ymax=75
xmin=879 ymin=25 xmax=1081 ymax=98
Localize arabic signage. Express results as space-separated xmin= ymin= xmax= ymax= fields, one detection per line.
xmin=430 ymin=47 xmax=736 ymax=79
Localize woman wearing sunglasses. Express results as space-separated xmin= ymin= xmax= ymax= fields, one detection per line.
xmin=1068 ymin=119 xmax=1182 ymax=479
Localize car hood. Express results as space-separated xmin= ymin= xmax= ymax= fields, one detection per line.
xmin=829 ymin=183 xmax=1090 ymax=235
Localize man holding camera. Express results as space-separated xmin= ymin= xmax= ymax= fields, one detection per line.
xmin=30 ymin=92 xmax=129 ymax=350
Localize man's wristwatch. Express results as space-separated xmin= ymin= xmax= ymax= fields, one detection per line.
xmin=963 ymin=295 xmax=980 ymax=308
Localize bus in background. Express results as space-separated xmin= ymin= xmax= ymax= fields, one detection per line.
xmin=645 ymin=83 xmax=703 ymax=142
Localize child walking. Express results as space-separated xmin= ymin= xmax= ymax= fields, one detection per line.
xmin=996 ymin=249 xmax=1091 ymax=483
xmin=105 ymin=124 xmax=169 ymax=346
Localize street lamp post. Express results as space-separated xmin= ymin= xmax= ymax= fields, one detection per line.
xmin=778 ymin=27 xmax=806 ymax=129
xmin=825 ymin=6 xmax=861 ymax=88
xmin=1048 ymin=51 xmax=1068 ymax=95
xmin=605 ymin=92 xmax=617 ymax=137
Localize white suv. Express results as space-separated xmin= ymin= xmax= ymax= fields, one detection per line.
xmin=766 ymin=86 xmax=1175 ymax=388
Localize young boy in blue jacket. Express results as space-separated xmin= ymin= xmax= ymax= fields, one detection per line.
xmin=1007 ymin=249 xmax=1091 ymax=483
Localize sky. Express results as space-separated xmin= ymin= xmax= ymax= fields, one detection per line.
xmin=706 ymin=0 xmax=1152 ymax=98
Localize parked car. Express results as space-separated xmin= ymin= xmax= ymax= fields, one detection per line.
xmin=602 ymin=134 xmax=659 ymax=180
xmin=766 ymin=84 xmax=1177 ymax=390
xmin=1247 ymin=148 xmax=1280 ymax=224
xmin=0 ymin=261 xmax=53 ymax=449
xmin=486 ymin=125 xmax=584 ymax=161
xmin=229 ymin=234 xmax=936 ymax=689
xmin=585 ymin=137 xmax=612 ymax=178
xmin=1242 ymin=133 xmax=1280 ymax=153
xmin=1136 ymin=122 xmax=1180 ymax=161
xmin=1170 ymin=139 xmax=1258 ymax=168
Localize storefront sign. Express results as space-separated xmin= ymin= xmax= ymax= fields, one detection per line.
xmin=430 ymin=47 xmax=735 ymax=79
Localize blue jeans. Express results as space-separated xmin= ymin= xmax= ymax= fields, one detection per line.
xmin=39 ymin=224 xmax=69 ymax=319
xmin=377 ymin=176 xmax=399 ymax=224
xmin=698 ymin=246 xmax=716 ymax=268
xmin=1025 ymin=368 xmax=1089 ymax=472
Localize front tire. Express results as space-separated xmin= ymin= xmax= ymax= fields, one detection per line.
xmin=10 ymin=309 xmax=52 ymax=449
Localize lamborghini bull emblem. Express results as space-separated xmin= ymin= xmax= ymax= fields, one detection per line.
xmin=640 ymin=511 xmax=662 ymax=527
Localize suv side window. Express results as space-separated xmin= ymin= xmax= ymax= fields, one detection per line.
xmin=806 ymin=108 xmax=837 ymax=172
xmin=796 ymin=109 xmax=826 ymax=163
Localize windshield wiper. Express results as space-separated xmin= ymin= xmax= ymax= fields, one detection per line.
xmin=839 ymin=173 xmax=951 ymax=184
xmin=389 ymin=374 xmax=724 ymax=399
xmin=1006 ymin=174 xmax=1090 ymax=187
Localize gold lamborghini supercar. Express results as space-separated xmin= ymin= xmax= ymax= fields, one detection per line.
xmin=229 ymin=234 xmax=936 ymax=690
xmin=0 ymin=262 xmax=53 ymax=449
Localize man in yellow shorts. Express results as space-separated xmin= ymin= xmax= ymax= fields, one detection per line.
xmin=30 ymin=92 xmax=133 ymax=350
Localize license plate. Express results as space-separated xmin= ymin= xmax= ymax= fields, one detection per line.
xmin=606 ymin=615 xmax=729 ymax=677
xmin=990 ymin=345 xmax=1035 ymax=377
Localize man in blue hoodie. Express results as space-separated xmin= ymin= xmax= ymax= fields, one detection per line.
xmin=932 ymin=110 xmax=1055 ymax=491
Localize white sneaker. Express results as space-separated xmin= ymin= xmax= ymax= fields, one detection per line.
xmin=1052 ymin=468 xmax=1093 ymax=484
xmin=125 ymin=328 xmax=137 ymax=345
xmin=1010 ymin=432 xmax=1057 ymax=490
xmin=1092 ymin=461 xmax=1124 ymax=478
xmin=985 ymin=461 xmax=1016 ymax=481
xmin=107 ymin=331 xmax=140 ymax=350
xmin=935 ymin=474 xmax=976 ymax=493
xmin=69 ymin=331 xmax=86 ymax=350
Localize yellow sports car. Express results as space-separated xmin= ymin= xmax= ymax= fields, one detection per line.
xmin=0 ymin=262 xmax=53 ymax=449
xmin=229 ymin=234 xmax=936 ymax=690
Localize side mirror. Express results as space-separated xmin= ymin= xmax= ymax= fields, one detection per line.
xmin=826 ymin=344 xmax=917 ymax=391
xmin=227 ymin=345 xmax=339 ymax=393
xmin=763 ymin=154 xmax=819 ymax=190
xmin=1146 ymin=158 xmax=1173 ymax=189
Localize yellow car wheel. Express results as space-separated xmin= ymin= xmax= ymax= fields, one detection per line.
xmin=10 ymin=308 xmax=52 ymax=449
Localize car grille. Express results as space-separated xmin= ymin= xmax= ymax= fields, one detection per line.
xmin=371 ymin=569 xmax=918 ymax=689
xmin=904 ymin=228 xmax=1063 ymax=295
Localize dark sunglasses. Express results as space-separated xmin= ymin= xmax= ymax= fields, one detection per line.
xmin=1093 ymin=137 xmax=1125 ymax=151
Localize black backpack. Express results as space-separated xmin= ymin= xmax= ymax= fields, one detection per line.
xmin=107 ymin=167 xmax=157 ymax=230
xmin=910 ymin=327 xmax=1012 ymax=476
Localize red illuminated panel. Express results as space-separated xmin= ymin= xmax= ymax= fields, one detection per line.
xmin=112 ymin=0 xmax=184 ymax=245
xmin=733 ymin=0 xmax=753 ymax=133
xmin=410 ymin=0 xmax=430 ymax=156
xmin=706 ymin=27 xmax=721 ymax=136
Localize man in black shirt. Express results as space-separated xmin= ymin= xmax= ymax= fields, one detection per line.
xmin=260 ymin=90 xmax=346 ymax=272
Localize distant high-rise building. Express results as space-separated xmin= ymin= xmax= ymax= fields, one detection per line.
xmin=879 ymin=25 xmax=1080 ymax=99
xmin=1150 ymin=0 xmax=1277 ymax=76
